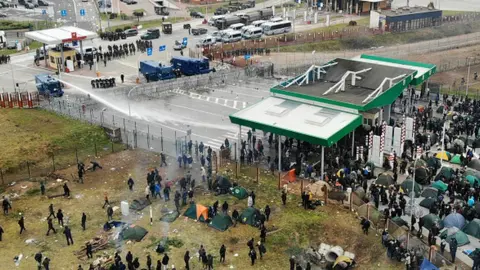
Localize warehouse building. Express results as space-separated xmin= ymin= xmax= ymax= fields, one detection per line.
xmin=369 ymin=5 xmax=442 ymax=32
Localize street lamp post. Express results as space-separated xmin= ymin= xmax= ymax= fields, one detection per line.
xmin=137 ymin=52 xmax=146 ymax=80
xmin=466 ymin=57 xmax=474 ymax=97
xmin=127 ymin=86 xmax=137 ymax=117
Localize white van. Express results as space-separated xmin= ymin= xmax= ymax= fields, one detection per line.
xmin=221 ymin=30 xmax=242 ymax=43
xmin=229 ymin=23 xmax=245 ymax=31
xmin=219 ymin=29 xmax=235 ymax=38
xmin=196 ymin=36 xmax=217 ymax=47
xmin=241 ymin=25 xmax=255 ymax=35
xmin=242 ymin=27 xmax=263 ymax=39
xmin=262 ymin=20 xmax=292 ymax=35
xmin=270 ymin=17 xmax=283 ymax=23
xmin=251 ymin=20 xmax=266 ymax=28
xmin=75 ymin=46 xmax=97 ymax=55
xmin=209 ymin=15 xmax=225 ymax=26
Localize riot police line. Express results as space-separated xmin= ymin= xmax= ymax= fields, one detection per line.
xmin=91 ymin=77 xmax=116 ymax=88
xmin=0 ymin=55 xmax=11 ymax=65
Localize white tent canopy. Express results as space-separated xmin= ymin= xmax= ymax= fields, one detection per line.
xmin=25 ymin=26 xmax=97 ymax=45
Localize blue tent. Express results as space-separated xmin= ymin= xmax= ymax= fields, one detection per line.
xmin=443 ymin=213 xmax=466 ymax=229
xmin=420 ymin=259 xmax=439 ymax=270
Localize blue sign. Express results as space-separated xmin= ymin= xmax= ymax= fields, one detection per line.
xmin=72 ymin=41 xmax=78 ymax=46
xmin=42 ymin=9 xmax=47 ymax=15
xmin=147 ymin=47 xmax=152 ymax=56
xmin=61 ymin=9 xmax=67 ymax=17
xmin=244 ymin=54 xmax=251 ymax=60
xmin=159 ymin=45 xmax=166 ymax=52
xmin=182 ymin=37 xmax=188 ymax=46
xmin=80 ymin=9 xmax=86 ymax=16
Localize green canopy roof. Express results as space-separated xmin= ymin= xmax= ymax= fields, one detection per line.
xmin=450 ymin=154 xmax=463 ymax=165
xmin=463 ymin=219 xmax=480 ymax=238
xmin=208 ymin=213 xmax=233 ymax=231
xmin=440 ymin=227 xmax=470 ymax=246
xmin=432 ymin=180 xmax=448 ymax=192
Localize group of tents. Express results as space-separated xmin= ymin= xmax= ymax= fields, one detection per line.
xmin=183 ymin=203 xmax=262 ymax=231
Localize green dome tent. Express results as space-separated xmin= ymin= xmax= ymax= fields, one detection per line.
xmin=421 ymin=187 xmax=439 ymax=198
xmin=440 ymin=227 xmax=470 ymax=246
xmin=208 ymin=213 xmax=233 ymax=231
xmin=213 ymin=175 xmax=232 ymax=191
xmin=420 ymin=198 xmax=436 ymax=209
xmin=130 ymin=198 xmax=152 ymax=211
xmin=231 ymin=186 xmax=248 ymax=200
xmin=466 ymin=175 xmax=480 ymax=186
xmin=238 ymin=207 xmax=261 ymax=227
xmin=431 ymin=180 xmax=448 ymax=192
xmin=121 ymin=225 xmax=148 ymax=242
xmin=465 ymin=169 xmax=480 ymax=180
xmin=400 ymin=178 xmax=421 ymax=198
xmin=375 ymin=173 xmax=394 ymax=187
xmin=183 ymin=204 xmax=209 ymax=222
xmin=436 ymin=167 xmax=454 ymax=181
xmin=414 ymin=167 xmax=429 ymax=185
xmin=422 ymin=214 xmax=443 ymax=231
xmin=415 ymin=159 xmax=428 ymax=168
xmin=427 ymin=157 xmax=441 ymax=171
xmin=450 ymin=154 xmax=463 ymax=165
xmin=463 ymin=219 xmax=480 ymax=238
xmin=468 ymin=159 xmax=480 ymax=171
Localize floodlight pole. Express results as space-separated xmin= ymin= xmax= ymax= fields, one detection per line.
xmin=278 ymin=134 xmax=281 ymax=172
xmin=321 ymin=146 xmax=325 ymax=180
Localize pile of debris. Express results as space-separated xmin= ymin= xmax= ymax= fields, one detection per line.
xmin=74 ymin=235 xmax=110 ymax=259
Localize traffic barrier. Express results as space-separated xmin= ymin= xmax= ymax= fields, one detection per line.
xmin=0 ymin=92 xmax=41 ymax=109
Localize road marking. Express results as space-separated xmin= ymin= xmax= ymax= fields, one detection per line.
xmin=224 ymin=99 xmax=228 ymax=106
xmin=215 ymin=98 xmax=219 ymax=103
xmin=206 ymin=97 xmax=210 ymax=102
xmin=233 ymin=100 xmax=237 ymax=108
xmin=243 ymin=102 xmax=247 ymax=108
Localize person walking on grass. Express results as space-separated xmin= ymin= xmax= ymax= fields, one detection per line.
xmin=128 ymin=175 xmax=135 ymax=191
xmin=219 ymin=244 xmax=226 ymax=263
xmin=18 ymin=215 xmax=26 ymax=234
xmin=64 ymin=226 xmax=74 ymax=245
xmin=184 ymin=251 xmax=190 ymax=270
xmin=46 ymin=217 xmax=56 ymax=236
xmin=48 ymin=204 xmax=56 ymax=219
xmin=57 ymin=209 xmax=64 ymax=227
xmin=249 ymin=248 xmax=257 ymax=266
xmin=81 ymin=212 xmax=87 ymax=231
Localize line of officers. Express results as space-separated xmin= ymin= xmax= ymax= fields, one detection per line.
xmin=91 ymin=77 xmax=116 ymax=88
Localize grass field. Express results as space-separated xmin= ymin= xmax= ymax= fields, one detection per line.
xmin=0 ymin=146 xmax=402 ymax=269
xmin=0 ymin=41 xmax=43 ymax=56
xmin=0 ymin=109 xmax=115 ymax=174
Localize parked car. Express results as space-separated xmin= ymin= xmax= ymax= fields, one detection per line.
xmin=0 ymin=1 xmax=7 ymax=8
xmin=0 ymin=12 xmax=7 ymax=17
xmin=27 ymin=0 xmax=38 ymax=7
xmin=190 ymin=11 xmax=204 ymax=18
xmin=24 ymin=2 xmax=35 ymax=9
xmin=196 ymin=36 xmax=216 ymax=48
xmin=38 ymin=0 xmax=49 ymax=6
xmin=123 ymin=0 xmax=137 ymax=4
xmin=214 ymin=7 xmax=228 ymax=15
xmin=124 ymin=29 xmax=138 ymax=37
xmin=140 ymin=28 xmax=160 ymax=40
xmin=173 ymin=40 xmax=186 ymax=51
xmin=191 ymin=28 xmax=207 ymax=35
xmin=6 ymin=40 xmax=17 ymax=49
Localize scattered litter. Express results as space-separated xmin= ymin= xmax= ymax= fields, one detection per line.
xmin=56 ymin=179 xmax=63 ymax=182
xmin=229 ymin=266 xmax=234 ymax=269
xmin=25 ymin=239 xmax=36 ymax=244
xmin=75 ymin=194 xmax=83 ymax=199
xmin=9 ymin=182 xmax=16 ymax=186
xmin=234 ymin=253 xmax=238 ymax=257
xmin=110 ymin=168 xmax=116 ymax=171
xmin=172 ymin=229 xmax=178 ymax=233
xmin=126 ymin=240 xmax=132 ymax=244
xmin=21 ymin=185 xmax=28 ymax=189
xmin=13 ymin=254 xmax=23 ymax=266
xmin=112 ymin=206 xmax=120 ymax=212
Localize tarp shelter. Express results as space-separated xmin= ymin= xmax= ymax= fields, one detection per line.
xmin=422 ymin=214 xmax=443 ymax=231
xmin=208 ymin=213 xmax=233 ymax=231
xmin=160 ymin=211 xmax=179 ymax=223
xmin=463 ymin=219 xmax=480 ymax=238
xmin=440 ymin=227 xmax=470 ymax=246
xmin=306 ymin=180 xmax=332 ymax=198
xmin=183 ymin=204 xmax=209 ymax=222
xmin=465 ymin=175 xmax=480 ymax=186
xmin=121 ymin=225 xmax=148 ymax=241
xmin=400 ymin=178 xmax=421 ymax=197
xmin=238 ymin=207 xmax=261 ymax=227
xmin=130 ymin=198 xmax=152 ymax=211
xmin=468 ymin=159 xmax=480 ymax=171
xmin=427 ymin=157 xmax=441 ymax=171
xmin=352 ymin=187 xmax=367 ymax=206
xmin=414 ymin=167 xmax=429 ymax=185
xmin=443 ymin=213 xmax=466 ymax=229
xmin=465 ymin=169 xmax=480 ymax=180
xmin=420 ymin=259 xmax=439 ymax=270
xmin=231 ymin=186 xmax=248 ymax=199
xmin=450 ymin=154 xmax=463 ymax=165
xmin=435 ymin=151 xmax=451 ymax=161
xmin=419 ymin=198 xmax=436 ymax=209
xmin=392 ymin=216 xmax=408 ymax=227
xmin=284 ymin=169 xmax=296 ymax=183
xmin=431 ymin=180 xmax=448 ymax=192
xmin=375 ymin=173 xmax=394 ymax=187
xmin=436 ymin=167 xmax=454 ymax=181
xmin=214 ymin=175 xmax=232 ymax=191
xmin=415 ymin=159 xmax=428 ymax=168
xmin=421 ymin=187 xmax=438 ymax=198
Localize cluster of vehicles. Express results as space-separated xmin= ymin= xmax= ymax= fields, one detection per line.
xmin=213 ymin=0 xmax=255 ymax=15
xmin=196 ymin=15 xmax=292 ymax=47
xmin=139 ymin=56 xmax=214 ymax=82
xmin=17 ymin=0 xmax=48 ymax=9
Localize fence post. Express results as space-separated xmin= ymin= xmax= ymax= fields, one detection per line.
xmin=123 ymin=118 xmax=128 ymax=148
xmin=300 ymin=178 xmax=303 ymax=193
xmin=111 ymin=141 xmax=114 ymax=153
xmin=75 ymin=148 xmax=79 ymax=164
xmin=52 ymin=154 xmax=56 ymax=172
xmin=94 ymin=141 xmax=97 ymax=157
xmin=324 ymin=187 xmax=328 ymax=205
xmin=112 ymin=115 xmax=115 ymax=127
xmin=349 ymin=192 xmax=353 ymax=210
xmin=134 ymin=121 xmax=138 ymax=149
xmin=278 ymin=172 xmax=281 ymax=190
xmin=161 ymin=128 xmax=164 ymax=151
xmin=147 ymin=125 xmax=150 ymax=149
xmin=0 ymin=169 xmax=3 ymax=184
xmin=367 ymin=204 xmax=370 ymax=220
xmin=256 ymin=164 xmax=259 ymax=183
xmin=27 ymin=161 xmax=31 ymax=178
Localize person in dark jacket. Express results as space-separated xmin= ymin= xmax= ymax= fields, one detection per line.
xmin=260 ymin=226 xmax=267 ymax=243
xmin=162 ymin=253 xmax=169 ymax=269
xmin=126 ymin=251 xmax=133 ymax=265
xmin=265 ymin=205 xmax=271 ymax=221
xmin=107 ymin=205 xmax=114 ymax=221
xmin=128 ymin=175 xmax=135 ymax=191
xmin=63 ymin=183 xmax=70 ymax=197
xmin=46 ymin=217 xmax=56 ymax=235
xmin=146 ymin=254 xmax=152 ymax=270
xmin=249 ymin=249 xmax=257 ymax=265
xmin=18 ymin=216 xmax=26 ymax=234
xmin=257 ymin=241 xmax=266 ymax=259
xmin=48 ymin=204 xmax=56 ymax=219
xmin=42 ymin=257 xmax=50 ymax=270
xmin=222 ymin=201 xmax=229 ymax=215
xmin=133 ymin=257 xmax=140 ymax=268
xmin=184 ymin=251 xmax=190 ymax=270
xmin=156 ymin=260 xmax=162 ymax=270
xmin=289 ymin=256 xmax=295 ymax=270
xmin=86 ymin=241 xmax=93 ymax=258
xmin=81 ymin=213 xmax=87 ymax=230
xmin=35 ymin=252 xmax=43 ymax=268
xmin=2 ymin=196 xmax=11 ymax=215
xmin=219 ymin=244 xmax=226 ymax=262
xmin=281 ymin=190 xmax=287 ymax=205
xmin=450 ymin=238 xmax=458 ymax=263
xmin=0 ymin=225 xmax=4 ymax=241
xmin=232 ymin=209 xmax=239 ymax=227
xmin=64 ymin=226 xmax=74 ymax=245
xmin=57 ymin=209 xmax=64 ymax=227
xmin=247 ymin=238 xmax=254 ymax=250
